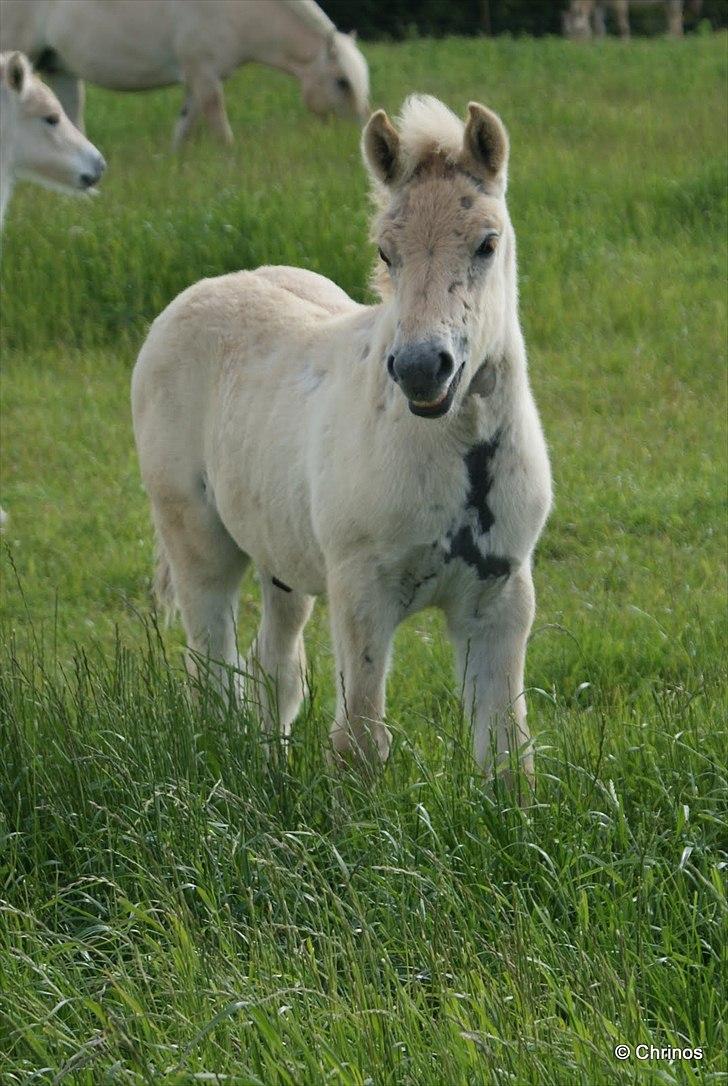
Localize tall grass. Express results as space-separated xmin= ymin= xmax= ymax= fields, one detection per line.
xmin=1 ymin=33 xmax=726 ymax=1083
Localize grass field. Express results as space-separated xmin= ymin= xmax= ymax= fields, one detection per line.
xmin=1 ymin=33 xmax=727 ymax=1084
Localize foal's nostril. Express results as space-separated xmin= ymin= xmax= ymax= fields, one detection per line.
xmin=437 ymin=350 xmax=455 ymax=381
xmin=387 ymin=354 xmax=397 ymax=381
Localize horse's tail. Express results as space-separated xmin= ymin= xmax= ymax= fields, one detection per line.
xmin=153 ymin=528 xmax=177 ymax=623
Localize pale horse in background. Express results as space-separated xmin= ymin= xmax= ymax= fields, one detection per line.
xmin=563 ymin=0 xmax=702 ymax=38
xmin=0 ymin=0 xmax=370 ymax=148
xmin=0 ymin=50 xmax=105 ymax=528
xmin=132 ymin=95 xmax=552 ymax=784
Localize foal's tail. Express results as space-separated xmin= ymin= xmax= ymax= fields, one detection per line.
xmin=153 ymin=529 xmax=177 ymax=625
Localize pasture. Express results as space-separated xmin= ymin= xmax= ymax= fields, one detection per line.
xmin=1 ymin=33 xmax=726 ymax=1084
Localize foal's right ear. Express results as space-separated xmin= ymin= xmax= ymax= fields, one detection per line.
xmin=3 ymin=51 xmax=30 ymax=96
xmin=362 ymin=110 xmax=402 ymax=186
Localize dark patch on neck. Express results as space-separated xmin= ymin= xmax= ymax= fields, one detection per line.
xmin=469 ymin=360 xmax=497 ymax=398
xmin=271 ymin=576 xmax=292 ymax=593
xmin=464 ymin=432 xmax=500 ymax=533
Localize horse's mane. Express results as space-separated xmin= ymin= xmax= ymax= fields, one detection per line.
xmin=280 ymin=0 xmax=337 ymax=40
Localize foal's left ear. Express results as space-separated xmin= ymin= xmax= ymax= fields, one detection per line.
xmin=462 ymin=102 xmax=509 ymax=194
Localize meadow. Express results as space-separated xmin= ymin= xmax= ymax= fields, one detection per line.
xmin=1 ymin=32 xmax=726 ymax=1084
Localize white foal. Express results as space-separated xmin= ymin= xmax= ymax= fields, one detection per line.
xmin=0 ymin=50 xmax=105 ymax=530
xmin=0 ymin=50 xmax=105 ymax=229
xmin=132 ymin=95 xmax=552 ymax=781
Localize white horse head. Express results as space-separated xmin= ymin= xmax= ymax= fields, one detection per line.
xmin=363 ymin=94 xmax=513 ymax=419
xmin=0 ymin=51 xmax=105 ymax=209
xmin=299 ymin=30 xmax=370 ymax=121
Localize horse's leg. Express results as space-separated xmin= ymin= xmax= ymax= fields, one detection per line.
xmin=327 ymin=567 xmax=399 ymax=774
xmin=244 ymin=576 xmax=314 ymax=737
xmin=45 ymin=72 xmax=86 ymax=130
xmin=666 ymin=0 xmax=684 ymax=35
xmin=152 ymin=494 xmax=249 ymax=692
xmin=447 ymin=568 xmax=536 ymax=788
xmin=173 ymin=91 xmax=200 ymax=147
xmin=174 ymin=67 xmax=233 ymax=147
xmin=592 ymin=1 xmax=606 ymax=37
xmin=612 ymin=0 xmax=630 ymax=38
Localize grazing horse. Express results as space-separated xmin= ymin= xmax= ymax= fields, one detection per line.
xmin=563 ymin=0 xmax=701 ymax=39
xmin=0 ymin=50 xmax=105 ymax=228
xmin=0 ymin=0 xmax=370 ymax=148
xmin=132 ymin=95 xmax=552 ymax=781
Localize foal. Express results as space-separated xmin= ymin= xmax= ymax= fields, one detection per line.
xmin=0 ymin=51 xmax=105 ymax=229
xmin=132 ymin=95 xmax=552 ymax=779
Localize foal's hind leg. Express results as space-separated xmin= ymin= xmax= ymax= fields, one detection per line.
xmin=244 ymin=576 xmax=314 ymax=737
xmin=152 ymin=494 xmax=248 ymax=691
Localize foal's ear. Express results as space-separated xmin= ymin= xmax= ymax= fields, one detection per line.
xmin=3 ymin=51 xmax=30 ymax=96
xmin=462 ymin=102 xmax=509 ymax=193
xmin=362 ymin=109 xmax=402 ymax=187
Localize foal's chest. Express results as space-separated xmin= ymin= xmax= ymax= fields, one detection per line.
xmin=393 ymin=430 xmax=518 ymax=614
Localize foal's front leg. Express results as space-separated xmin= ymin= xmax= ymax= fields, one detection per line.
xmin=448 ymin=568 xmax=536 ymax=785
xmin=327 ymin=565 xmax=400 ymax=773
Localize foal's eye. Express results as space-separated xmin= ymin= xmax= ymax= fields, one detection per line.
xmin=336 ymin=77 xmax=351 ymax=93
xmin=475 ymin=234 xmax=498 ymax=258
xmin=378 ymin=247 xmax=391 ymax=267
xmin=44 ymin=114 xmax=60 ymax=126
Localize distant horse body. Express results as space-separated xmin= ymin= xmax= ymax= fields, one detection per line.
xmin=132 ymin=96 xmax=552 ymax=780
xmin=0 ymin=0 xmax=370 ymax=147
xmin=563 ymin=0 xmax=701 ymax=38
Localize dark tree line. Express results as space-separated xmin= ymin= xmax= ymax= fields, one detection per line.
xmin=321 ymin=0 xmax=727 ymax=40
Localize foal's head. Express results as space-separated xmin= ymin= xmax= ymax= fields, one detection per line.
xmin=0 ymin=52 xmax=105 ymax=196
xmin=363 ymin=95 xmax=513 ymax=419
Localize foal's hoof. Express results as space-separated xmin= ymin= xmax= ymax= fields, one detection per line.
xmin=328 ymin=723 xmax=391 ymax=780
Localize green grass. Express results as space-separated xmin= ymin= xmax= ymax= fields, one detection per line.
xmin=1 ymin=33 xmax=727 ymax=1084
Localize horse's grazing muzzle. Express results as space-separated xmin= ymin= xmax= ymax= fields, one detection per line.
xmin=80 ymin=153 xmax=106 ymax=190
xmin=388 ymin=340 xmax=463 ymax=419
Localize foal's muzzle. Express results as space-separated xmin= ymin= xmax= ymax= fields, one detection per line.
xmin=387 ymin=339 xmax=463 ymax=419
